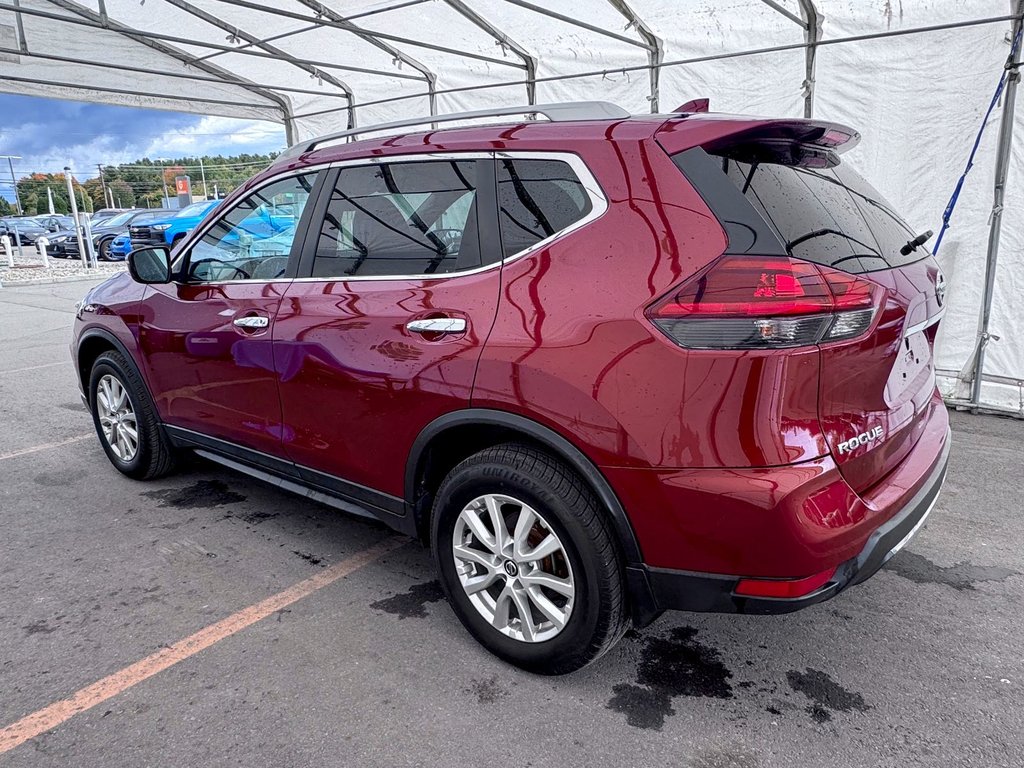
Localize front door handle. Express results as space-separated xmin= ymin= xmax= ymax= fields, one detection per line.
xmin=233 ymin=315 xmax=270 ymax=329
xmin=406 ymin=318 xmax=467 ymax=334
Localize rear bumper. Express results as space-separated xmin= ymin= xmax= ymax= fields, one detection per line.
xmin=628 ymin=426 xmax=950 ymax=618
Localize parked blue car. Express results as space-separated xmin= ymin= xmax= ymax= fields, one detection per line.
xmin=107 ymin=233 xmax=132 ymax=261
xmin=128 ymin=199 xmax=220 ymax=250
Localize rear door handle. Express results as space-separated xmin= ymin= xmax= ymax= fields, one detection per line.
xmin=233 ymin=316 xmax=270 ymax=329
xmin=406 ymin=318 xmax=467 ymax=334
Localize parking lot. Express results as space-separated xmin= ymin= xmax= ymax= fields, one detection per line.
xmin=1 ymin=278 xmax=1021 ymax=767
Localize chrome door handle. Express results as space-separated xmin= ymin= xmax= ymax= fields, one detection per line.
xmin=233 ymin=315 xmax=270 ymax=329
xmin=406 ymin=318 xmax=467 ymax=334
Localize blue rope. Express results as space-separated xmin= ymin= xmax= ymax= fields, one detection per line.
xmin=933 ymin=21 xmax=1023 ymax=255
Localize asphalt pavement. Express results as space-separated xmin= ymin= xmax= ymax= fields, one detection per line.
xmin=1 ymin=278 xmax=1021 ymax=767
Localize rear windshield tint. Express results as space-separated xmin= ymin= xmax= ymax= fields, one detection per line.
xmin=673 ymin=147 xmax=924 ymax=273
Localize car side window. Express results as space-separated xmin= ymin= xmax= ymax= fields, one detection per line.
xmin=496 ymin=158 xmax=592 ymax=257
xmin=186 ymin=173 xmax=317 ymax=282
xmin=312 ymin=160 xmax=481 ymax=278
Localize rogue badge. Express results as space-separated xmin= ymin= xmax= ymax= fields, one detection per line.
xmin=838 ymin=426 xmax=884 ymax=454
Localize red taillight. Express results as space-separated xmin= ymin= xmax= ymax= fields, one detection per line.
xmin=646 ymin=256 xmax=880 ymax=349
xmin=734 ymin=567 xmax=836 ymax=599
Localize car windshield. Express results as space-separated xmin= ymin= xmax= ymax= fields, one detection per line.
xmin=132 ymin=211 xmax=171 ymax=225
xmin=174 ymin=201 xmax=215 ymax=219
xmin=102 ymin=211 xmax=138 ymax=227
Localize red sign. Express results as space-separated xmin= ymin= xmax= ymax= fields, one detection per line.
xmin=175 ymin=176 xmax=191 ymax=194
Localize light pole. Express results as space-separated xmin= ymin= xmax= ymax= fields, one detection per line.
xmin=97 ymin=164 xmax=111 ymax=211
xmin=0 ymin=155 xmax=23 ymax=214
xmin=64 ymin=166 xmax=89 ymax=268
xmin=199 ymin=157 xmax=209 ymax=200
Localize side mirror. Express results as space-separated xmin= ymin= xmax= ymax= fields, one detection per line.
xmin=128 ymin=246 xmax=173 ymax=284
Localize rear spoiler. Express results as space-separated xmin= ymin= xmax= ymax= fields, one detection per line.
xmin=656 ymin=116 xmax=861 ymax=169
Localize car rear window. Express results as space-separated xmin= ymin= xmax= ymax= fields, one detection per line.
xmin=673 ymin=147 xmax=924 ymax=273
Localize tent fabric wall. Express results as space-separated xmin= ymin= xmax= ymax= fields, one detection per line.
xmin=1 ymin=0 xmax=1020 ymax=412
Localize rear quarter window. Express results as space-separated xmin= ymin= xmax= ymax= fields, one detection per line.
xmin=497 ymin=158 xmax=592 ymax=256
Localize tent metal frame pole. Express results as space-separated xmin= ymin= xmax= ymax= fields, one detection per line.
xmin=0 ymin=46 xmax=361 ymax=99
xmin=195 ymin=0 xmax=432 ymax=64
xmin=294 ymin=0 xmax=438 ymax=124
xmin=192 ymin=23 xmax=321 ymax=64
xmin=797 ymin=0 xmax=822 ymax=118
xmin=289 ymin=11 xmax=1024 ymax=122
xmin=11 ymin=0 xmax=28 ymax=53
xmin=160 ymin=0 xmax=356 ymax=128
xmin=0 ymin=73 xmax=273 ymax=109
xmin=501 ymin=0 xmax=649 ymax=49
xmin=971 ymin=1 xmax=1024 ymax=408
xmin=759 ymin=0 xmax=805 ymax=27
xmin=1 ymin=3 xmax=421 ymax=81
xmin=211 ymin=0 xmax=525 ymax=70
xmin=443 ymin=0 xmax=537 ymax=105
xmin=607 ymin=0 xmax=663 ymax=112
xmin=42 ymin=0 xmax=293 ymax=122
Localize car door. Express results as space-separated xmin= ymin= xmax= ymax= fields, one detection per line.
xmin=274 ymin=156 xmax=502 ymax=503
xmin=137 ymin=170 xmax=323 ymax=457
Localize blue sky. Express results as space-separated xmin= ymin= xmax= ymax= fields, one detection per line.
xmin=0 ymin=95 xmax=286 ymax=202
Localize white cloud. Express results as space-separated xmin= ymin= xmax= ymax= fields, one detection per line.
xmin=2 ymin=116 xmax=286 ymax=182
xmin=139 ymin=116 xmax=286 ymax=159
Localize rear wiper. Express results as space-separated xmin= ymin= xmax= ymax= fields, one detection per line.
xmin=900 ymin=229 xmax=933 ymax=256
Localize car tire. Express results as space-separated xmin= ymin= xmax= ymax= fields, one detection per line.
xmin=88 ymin=350 xmax=176 ymax=480
xmin=431 ymin=443 xmax=628 ymax=675
xmin=98 ymin=238 xmax=112 ymax=260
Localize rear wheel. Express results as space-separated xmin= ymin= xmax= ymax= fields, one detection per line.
xmin=431 ymin=443 xmax=627 ymax=674
xmin=97 ymin=237 xmax=112 ymax=260
xmin=88 ymin=351 xmax=175 ymax=480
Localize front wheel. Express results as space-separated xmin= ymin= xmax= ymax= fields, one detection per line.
xmin=88 ymin=351 xmax=176 ymax=480
xmin=97 ymin=237 xmax=112 ymax=260
xmin=431 ymin=444 xmax=628 ymax=675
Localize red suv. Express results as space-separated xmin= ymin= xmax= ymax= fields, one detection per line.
xmin=72 ymin=102 xmax=949 ymax=674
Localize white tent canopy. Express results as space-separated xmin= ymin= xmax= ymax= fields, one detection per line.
xmin=1 ymin=0 xmax=1022 ymax=413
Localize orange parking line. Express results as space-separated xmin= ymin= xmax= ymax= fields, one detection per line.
xmin=0 ymin=435 xmax=92 ymax=461
xmin=0 ymin=536 xmax=406 ymax=755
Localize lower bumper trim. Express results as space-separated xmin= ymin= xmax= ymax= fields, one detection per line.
xmin=633 ymin=429 xmax=950 ymax=618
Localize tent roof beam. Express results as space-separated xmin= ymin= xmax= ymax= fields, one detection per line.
xmin=212 ymin=0 xmax=526 ymax=70
xmin=287 ymin=10 xmax=1024 ymax=122
xmin=160 ymin=0 xmax=353 ymax=101
xmin=0 ymin=2 xmax=422 ymax=81
xmin=43 ymin=0 xmax=291 ymax=122
xmin=0 ymin=46 xmax=352 ymax=100
xmin=442 ymin=0 xmax=537 ymax=104
xmin=606 ymin=0 xmax=663 ymax=112
xmin=502 ymin=0 xmax=655 ymax=50
xmin=296 ymin=1 xmax=436 ymax=86
xmin=2 ymin=73 xmax=273 ymax=111
xmin=758 ymin=0 xmax=808 ymax=28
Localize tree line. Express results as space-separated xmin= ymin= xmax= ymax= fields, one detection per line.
xmin=4 ymin=153 xmax=277 ymax=216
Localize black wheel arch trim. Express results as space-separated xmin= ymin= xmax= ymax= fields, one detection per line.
xmin=406 ymin=408 xmax=645 ymax=566
xmin=76 ymin=327 xmax=145 ymax=402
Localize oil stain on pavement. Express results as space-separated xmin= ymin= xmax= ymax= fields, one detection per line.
xmin=465 ymin=676 xmax=511 ymax=704
xmin=786 ymin=668 xmax=870 ymax=723
xmin=884 ymin=551 xmax=1017 ymax=591
xmin=607 ymin=626 xmax=734 ymax=730
xmin=293 ymin=550 xmax=325 ymax=567
xmin=141 ymin=479 xmax=246 ymax=510
xmin=370 ymin=580 xmax=446 ymax=619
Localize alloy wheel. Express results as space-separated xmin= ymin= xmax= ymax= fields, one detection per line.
xmin=451 ymin=494 xmax=575 ymax=643
xmin=96 ymin=374 xmax=139 ymax=462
